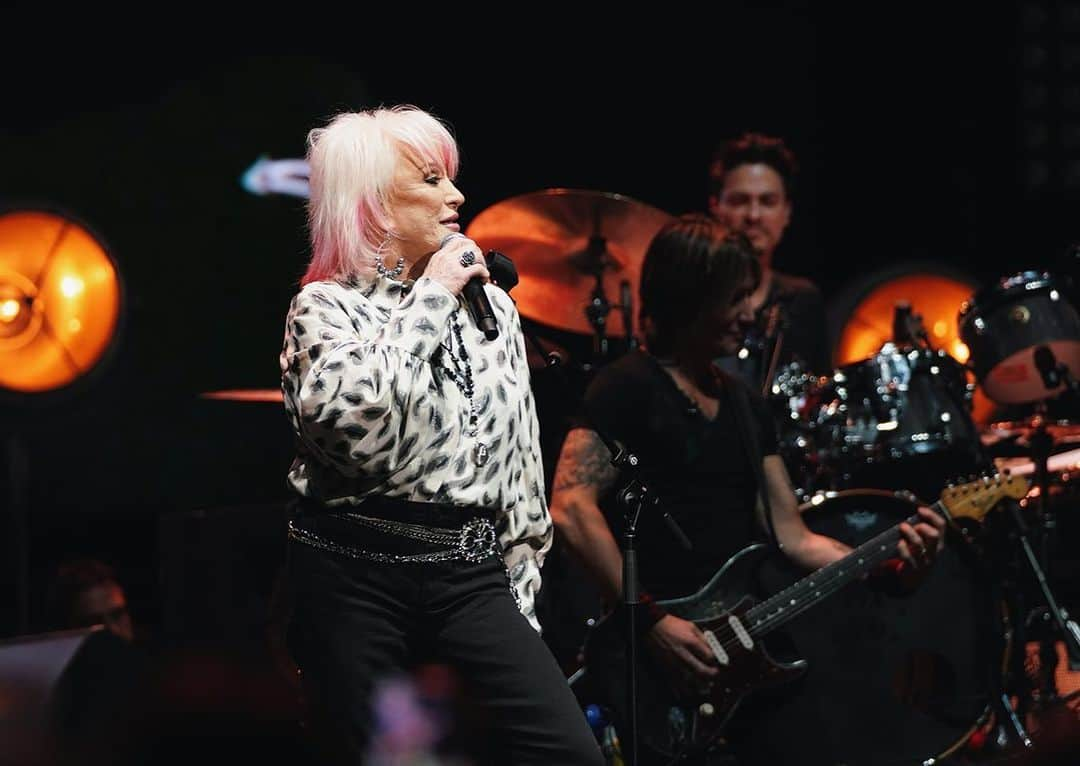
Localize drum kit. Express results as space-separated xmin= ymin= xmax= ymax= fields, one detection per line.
xmin=464 ymin=189 xmax=1080 ymax=763
xmin=769 ymin=270 xmax=1080 ymax=506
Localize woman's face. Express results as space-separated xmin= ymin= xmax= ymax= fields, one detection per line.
xmin=388 ymin=153 xmax=464 ymax=262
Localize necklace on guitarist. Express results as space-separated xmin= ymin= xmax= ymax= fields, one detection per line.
xmin=445 ymin=308 xmax=490 ymax=467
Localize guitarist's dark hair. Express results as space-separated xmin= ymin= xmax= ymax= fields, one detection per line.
xmin=639 ymin=213 xmax=760 ymax=356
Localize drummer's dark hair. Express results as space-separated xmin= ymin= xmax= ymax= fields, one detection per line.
xmin=639 ymin=213 xmax=760 ymax=354
xmin=709 ymin=132 xmax=798 ymax=199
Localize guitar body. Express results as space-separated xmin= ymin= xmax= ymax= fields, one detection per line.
xmin=582 ymin=544 xmax=807 ymax=761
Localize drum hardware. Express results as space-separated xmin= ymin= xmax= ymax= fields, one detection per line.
xmin=620 ymin=280 xmax=638 ymax=354
xmin=579 ymin=237 xmax=633 ymax=365
xmin=1009 ymin=410 xmax=1080 ymax=677
xmin=959 ymin=437 xmax=1080 ymax=759
xmin=959 ymin=269 xmax=1080 ymax=756
xmin=960 ymin=270 xmax=1080 ymax=693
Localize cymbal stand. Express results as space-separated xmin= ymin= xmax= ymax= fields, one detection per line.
xmin=582 ymin=235 xmax=612 ymax=366
xmin=620 ymin=280 xmax=637 ymax=352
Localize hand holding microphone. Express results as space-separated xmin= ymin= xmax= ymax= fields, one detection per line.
xmin=426 ymin=233 xmax=499 ymax=340
xmin=426 ymin=233 xmax=489 ymax=296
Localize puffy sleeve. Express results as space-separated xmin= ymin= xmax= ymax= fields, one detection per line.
xmin=280 ymin=277 xmax=459 ymax=481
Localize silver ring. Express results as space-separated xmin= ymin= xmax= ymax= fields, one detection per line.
xmin=459 ymin=250 xmax=476 ymax=267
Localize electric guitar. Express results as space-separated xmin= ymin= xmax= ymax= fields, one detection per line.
xmin=581 ymin=474 xmax=1030 ymax=761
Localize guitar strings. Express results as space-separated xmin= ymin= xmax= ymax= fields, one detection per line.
xmin=704 ymin=489 xmax=1004 ymax=654
xmin=707 ymin=516 xmax=917 ymax=653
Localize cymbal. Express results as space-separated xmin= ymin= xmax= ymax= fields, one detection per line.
xmin=981 ymin=417 xmax=1080 ymax=445
xmin=466 ymin=188 xmax=674 ymax=336
xmin=201 ymin=388 xmax=283 ymax=403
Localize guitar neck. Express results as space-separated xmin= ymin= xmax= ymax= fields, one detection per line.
xmin=743 ymin=502 xmax=940 ymax=637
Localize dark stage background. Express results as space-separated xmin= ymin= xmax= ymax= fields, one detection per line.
xmin=2 ymin=4 xmax=1078 ymax=648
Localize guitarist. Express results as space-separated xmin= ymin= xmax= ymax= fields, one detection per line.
xmin=549 ymin=214 xmax=947 ymax=763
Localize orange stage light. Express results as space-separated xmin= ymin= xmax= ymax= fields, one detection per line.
xmin=0 ymin=209 xmax=122 ymax=394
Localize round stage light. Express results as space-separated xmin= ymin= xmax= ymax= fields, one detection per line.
xmin=0 ymin=209 xmax=123 ymax=395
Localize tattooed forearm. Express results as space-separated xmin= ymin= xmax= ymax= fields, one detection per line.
xmin=552 ymin=428 xmax=619 ymax=493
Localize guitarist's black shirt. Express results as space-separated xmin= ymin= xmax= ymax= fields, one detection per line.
xmin=579 ymin=350 xmax=778 ymax=600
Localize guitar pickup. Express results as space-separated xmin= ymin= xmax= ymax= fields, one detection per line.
xmin=728 ymin=615 xmax=754 ymax=650
xmin=702 ymin=630 xmax=730 ymax=666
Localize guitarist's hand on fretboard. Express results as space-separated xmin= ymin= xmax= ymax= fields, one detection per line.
xmin=896 ymin=504 xmax=947 ymax=570
xmin=645 ymin=614 xmax=720 ymax=699
xmin=868 ymin=504 xmax=948 ymax=596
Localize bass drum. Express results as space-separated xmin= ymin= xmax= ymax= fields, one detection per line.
xmin=729 ymin=490 xmax=1003 ymax=766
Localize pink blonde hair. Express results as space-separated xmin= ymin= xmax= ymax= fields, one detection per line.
xmin=302 ymin=105 xmax=459 ymax=285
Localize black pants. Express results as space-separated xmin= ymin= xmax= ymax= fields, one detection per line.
xmin=286 ymin=515 xmax=603 ymax=765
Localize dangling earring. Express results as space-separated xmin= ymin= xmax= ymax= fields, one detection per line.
xmin=374 ymin=231 xmax=405 ymax=279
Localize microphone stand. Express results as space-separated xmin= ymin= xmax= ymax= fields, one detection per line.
xmin=591 ymin=431 xmax=691 ymax=766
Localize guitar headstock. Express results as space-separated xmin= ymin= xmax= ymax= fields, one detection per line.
xmin=939 ymin=473 xmax=1031 ymax=523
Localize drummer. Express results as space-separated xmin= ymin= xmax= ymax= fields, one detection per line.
xmin=549 ymin=213 xmax=948 ymax=764
xmin=707 ymin=132 xmax=830 ymax=389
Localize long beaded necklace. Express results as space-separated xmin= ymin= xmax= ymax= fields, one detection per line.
xmin=444 ymin=308 xmax=490 ymax=466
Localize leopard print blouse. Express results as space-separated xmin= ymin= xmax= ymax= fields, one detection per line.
xmin=280 ymin=274 xmax=551 ymax=629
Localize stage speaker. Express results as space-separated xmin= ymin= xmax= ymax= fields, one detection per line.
xmin=158 ymin=503 xmax=290 ymax=646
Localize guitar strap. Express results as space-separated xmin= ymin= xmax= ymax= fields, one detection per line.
xmin=720 ymin=369 xmax=782 ymax=552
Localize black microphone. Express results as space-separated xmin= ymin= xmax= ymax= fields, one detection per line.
xmin=463 ymin=277 xmax=498 ymax=342
xmin=1034 ymin=345 xmax=1062 ymax=390
xmin=441 ymin=234 xmax=500 ymax=341
xmin=465 ymin=250 xmax=517 ymax=341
